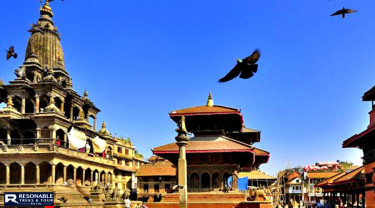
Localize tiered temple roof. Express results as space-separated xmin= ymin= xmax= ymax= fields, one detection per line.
xmin=153 ymin=92 xmax=270 ymax=169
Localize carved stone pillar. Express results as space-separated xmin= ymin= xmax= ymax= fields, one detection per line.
xmin=70 ymin=107 xmax=73 ymax=121
xmin=73 ymin=167 xmax=77 ymax=185
xmin=5 ymin=164 xmax=10 ymax=185
xmin=94 ymin=118 xmax=97 ymax=131
xmin=36 ymin=128 xmax=41 ymax=139
xmin=6 ymin=129 xmax=11 ymax=145
xmin=63 ymin=166 xmax=67 ymax=183
xmin=21 ymin=164 xmax=25 ymax=185
xmin=64 ymin=134 xmax=68 ymax=148
xmin=175 ymin=116 xmax=189 ymax=208
xmin=112 ymin=174 xmax=115 ymax=188
xmin=51 ymin=164 xmax=56 ymax=184
xmin=36 ymin=165 xmax=40 ymax=184
xmin=60 ymin=102 xmax=65 ymax=114
xmin=82 ymin=169 xmax=86 ymax=186
xmin=21 ymin=97 xmax=26 ymax=114
xmin=90 ymin=171 xmax=93 ymax=186
xmin=50 ymin=127 xmax=56 ymax=142
xmin=52 ymin=128 xmax=56 ymax=139
xmin=35 ymin=95 xmax=40 ymax=113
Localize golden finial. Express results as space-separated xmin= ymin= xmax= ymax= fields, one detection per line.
xmin=207 ymin=92 xmax=214 ymax=107
xmin=84 ymin=90 xmax=88 ymax=98
xmin=40 ymin=0 xmax=54 ymax=17
xmin=0 ymin=79 xmax=4 ymax=86
xmin=102 ymin=121 xmax=106 ymax=129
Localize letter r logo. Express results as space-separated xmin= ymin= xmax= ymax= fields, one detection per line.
xmin=5 ymin=194 xmax=18 ymax=204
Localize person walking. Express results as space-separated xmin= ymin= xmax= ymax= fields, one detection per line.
xmin=124 ymin=197 xmax=131 ymax=208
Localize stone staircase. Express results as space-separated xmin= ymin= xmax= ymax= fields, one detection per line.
xmin=54 ymin=185 xmax=92 ymax=207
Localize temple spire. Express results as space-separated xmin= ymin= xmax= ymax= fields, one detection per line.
xmin=207 ymin=92 xmax=214 ymax=107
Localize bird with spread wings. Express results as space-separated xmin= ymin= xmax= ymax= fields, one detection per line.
xmin=6 ymin=46 xmax=17 ymax=60
xmin=218 ymin=49 xmax=261 ymax=83
xmin=331 ymin=7 xmax=357 ymax=18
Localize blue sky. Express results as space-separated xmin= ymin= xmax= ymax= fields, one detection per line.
xmin=1 ymin=0 xmax=374 ymax=175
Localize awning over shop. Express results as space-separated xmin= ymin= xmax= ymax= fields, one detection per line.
xmin=92 ymin=136 xmax=107 ymax=153
xmin=67 ymin=127 xmax=87 ymax=150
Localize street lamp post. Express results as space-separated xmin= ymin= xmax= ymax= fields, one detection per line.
xmin=175 ymin=116 xmax=189 ymax=208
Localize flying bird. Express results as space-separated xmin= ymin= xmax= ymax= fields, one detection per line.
xmin=6 ymin=46 xmax=17 ymax=60
xmin=331 ymin=7 xmax=357 ymax=18
xmin=219 ymin=49 xmax=261 ymax=83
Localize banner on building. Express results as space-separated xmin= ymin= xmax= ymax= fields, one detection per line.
xmin=4 ymin=192 xmax=54 ymax=207
xmin=92 ymin=136 xmax=107 ymax=153
xmin=67 ymin=127 xmax=87 ymax=150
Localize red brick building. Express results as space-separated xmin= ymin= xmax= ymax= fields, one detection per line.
xmin=342 ymin=85 xmax=375 ymax=208
xmin=136 ymin=156 xmax=177 ymax=197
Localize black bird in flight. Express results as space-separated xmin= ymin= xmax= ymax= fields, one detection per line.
xmin=219 ymin=49 xmax=261 ymax=83
xmin=6 ymin=46 xmax=17 ymax=60
xmin=331 ymin=7 xmax=357 ymax=18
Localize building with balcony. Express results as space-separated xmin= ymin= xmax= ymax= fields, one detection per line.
xmin=0 ymin=1 xmax=146 ymax=206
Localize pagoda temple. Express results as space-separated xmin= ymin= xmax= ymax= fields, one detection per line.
xmin=341 ymin=85 xmax=375 ymax=208
xmin=0 ymin=1 xmax=146 ymax=206
xmin=152 ymin=93 xmax=270 ymax=193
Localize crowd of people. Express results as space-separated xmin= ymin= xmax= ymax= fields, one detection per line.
xmin=276 ymin=199 xmax=361 ymax=208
